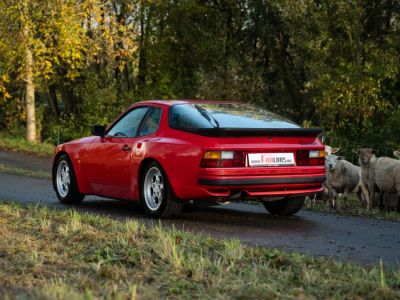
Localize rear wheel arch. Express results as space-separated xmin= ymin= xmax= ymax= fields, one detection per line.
xmin=138 ymin=157 xmax=177 ymax=195
xmin=138 ymin=158 xmax=158 ymax=199
xmin=139 ymin=160 xmax=183 ymax=217
xmin=138 ymin=158 xmax=157 ymax=190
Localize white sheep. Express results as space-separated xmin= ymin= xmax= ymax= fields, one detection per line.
xmin=325 ymin=155 xmax=370 ymax=210
xmin=305 ymin=145 xmax=339 ymax=209
xmin=357 ymin=148 xmax=400 ymax=210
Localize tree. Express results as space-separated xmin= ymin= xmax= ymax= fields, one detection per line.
xmin=22 ymin=0 xmax=36 ymax=142
xmin=1 ymin=0 xmax=399 ymax=147
xmin=0 ymin=0 xmax=39 ymax=142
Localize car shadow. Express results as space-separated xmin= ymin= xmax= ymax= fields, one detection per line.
xmin=73 ymin=197 xmax=319 ymax=235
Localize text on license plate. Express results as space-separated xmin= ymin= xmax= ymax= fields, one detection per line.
xmin=248 ymin=153 xmax=295 ymax=167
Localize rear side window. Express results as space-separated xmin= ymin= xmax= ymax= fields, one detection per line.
xmin=169 ymin=103 xmax=299 ymax=130
xmin=107 ymin=107 xmax=149 ymax=137
xmin=139 ymin=108 xmax=162 ymax=136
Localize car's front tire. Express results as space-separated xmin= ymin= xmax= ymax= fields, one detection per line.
xmin=53 ymin=154 xmax=84 ymax=204
xmin=262 ymin=196 xmax=305 ymax=216
xmin=140 ymin=161 xmax=183 ymax=218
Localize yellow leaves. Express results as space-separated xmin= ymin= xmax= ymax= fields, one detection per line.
xmin=3 ymin=91 xmax=12 ymax=99
xmin=0 ymin=0 xmax=137 ymax=89
xmin=0 ymin=74 xmax=12 ymax=100
xmin=66 ymin=69 xmax=80 ymax=81
xmin=1 ymin=74 xmax=10 ymax=84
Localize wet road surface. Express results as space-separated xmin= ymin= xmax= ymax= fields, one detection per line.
xmin=1 ymin=172 xmax=400 ymax=269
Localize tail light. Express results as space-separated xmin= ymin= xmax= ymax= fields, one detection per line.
xmin=201 ymin=151 xmax=245 ymax=168
xmin=296 ymin=150 xmax=325 ymax=166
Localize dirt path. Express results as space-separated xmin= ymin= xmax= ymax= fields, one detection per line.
xmin=1 ymin=172 xmax=399 ymax=269
xmin=0 ymin=150 xmax=51 ymax=172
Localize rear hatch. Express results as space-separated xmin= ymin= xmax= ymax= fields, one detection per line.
xmin=169 ymin=102 xmax=325 ymax=198
xmin=169 ymin=102 xmax=325 ymax=172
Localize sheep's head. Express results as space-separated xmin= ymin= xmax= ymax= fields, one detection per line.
xmin=325 ymin=155 xmax=344 ymax=172
xmin=355 ymin=148 xmax=376 ymax=166
xmin=324 ymin=145 xmax=340 ymax=157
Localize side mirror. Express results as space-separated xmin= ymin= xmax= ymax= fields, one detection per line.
xmin=92 ymin=125 xmax=106 ymax=137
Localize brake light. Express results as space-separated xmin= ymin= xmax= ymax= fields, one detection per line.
xmin=201 ymin=151 xmax=245 ymax=168
xmin=296 ymin=150 xmax=325 ymax=166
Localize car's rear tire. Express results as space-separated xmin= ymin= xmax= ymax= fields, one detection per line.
xmin=140 ymin=162 xmax=183 ymax=218
xmin=53 ymin=154 xmax=84 ymax=204
xmin=262 ymin=196 xmax=305 ymax=216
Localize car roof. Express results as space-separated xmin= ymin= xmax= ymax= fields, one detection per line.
xmin=129 ymin=99 xmax=242 ymax=108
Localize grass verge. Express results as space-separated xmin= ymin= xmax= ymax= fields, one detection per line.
xmin=307 ymin=194 xmax=400 ymax=222
xmin=0 ymin=201 xmax=399 ymax=299
xmin=0 ymin=134 xmax=54 ymax=157
xmin=0 ymin=164 xmax=51 ymax=179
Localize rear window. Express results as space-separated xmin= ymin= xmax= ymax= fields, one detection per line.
xmin=169 ymin=103 xmax=299 ymax=130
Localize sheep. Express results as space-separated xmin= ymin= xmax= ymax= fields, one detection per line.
xmin=355 ymin=149 xmax=377 ymax=203
xmin=305 ymin=145 xmax=339 ymax=209
xmin=325 ymin=155 xmax=370 ymax=210
xmin=356 ymin=148 xmax=400 ymax=210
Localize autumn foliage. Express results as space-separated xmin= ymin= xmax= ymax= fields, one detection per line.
xmin=0 ymin=0 xmax=399 ymax=146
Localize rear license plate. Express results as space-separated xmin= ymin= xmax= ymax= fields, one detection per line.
xmin=248 ymin=153 xmax=295 ymax=167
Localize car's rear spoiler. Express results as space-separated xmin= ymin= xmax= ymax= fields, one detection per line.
xmin=180 ymin=128 xmax=323 ymax=137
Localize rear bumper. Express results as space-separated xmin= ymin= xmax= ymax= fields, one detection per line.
xmin=170 ymin=165 xmax=326 ymax=201
xmin=195 ymin=173 xmax=325 ymax=199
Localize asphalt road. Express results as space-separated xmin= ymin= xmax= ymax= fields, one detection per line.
xmin=1 ymin=171 xmax=400 ymax=269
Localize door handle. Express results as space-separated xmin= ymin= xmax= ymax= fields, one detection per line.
xmin=121 ymin=145 xmax=132 ymax=151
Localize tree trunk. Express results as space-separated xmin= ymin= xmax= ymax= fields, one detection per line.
xmin=23 ymin=5 xmax=37 ymax=143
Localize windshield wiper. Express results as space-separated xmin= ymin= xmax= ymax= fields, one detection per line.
xmin=194 ymin=105 xmax=220 ymax=128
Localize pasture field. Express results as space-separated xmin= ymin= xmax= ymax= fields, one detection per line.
xmin=0 ymin=202 xmax=399 ymax=299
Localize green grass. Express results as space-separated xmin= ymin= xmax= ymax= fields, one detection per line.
xmin=0 ymin=164 xmax=51 ymax=179
xmin=307 ymin=194 xmax=400 ymax=222
xmin=0 ymin=134 xmax=54 ymax=157
xmin=0 ymin=202 xmax=399 ymax=299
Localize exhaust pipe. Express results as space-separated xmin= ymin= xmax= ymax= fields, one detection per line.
xmin=228 ymin=191 xmax=246 ymax=201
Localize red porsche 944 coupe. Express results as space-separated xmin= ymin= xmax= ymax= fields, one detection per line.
xmin=52 ymin=100 xmax=325 ymax=218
